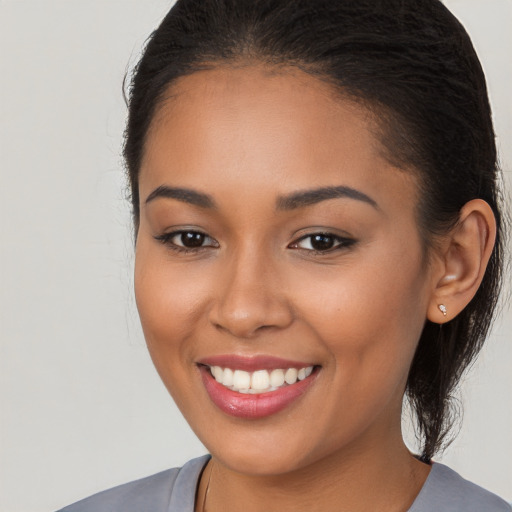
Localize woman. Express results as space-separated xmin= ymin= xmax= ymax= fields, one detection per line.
xmin=59 ymin=0 xmax=510 ymax=510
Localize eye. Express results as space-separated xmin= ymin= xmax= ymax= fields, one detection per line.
xmin=154 ymin=230 xmax=219 ymax=252
xmin=173 ymin=231 xmax=209 ymax=248
xmin=290 ymin=233 xmax=355 ymax=253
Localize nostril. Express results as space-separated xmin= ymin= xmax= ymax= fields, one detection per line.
xmin=254 ymin=324 xmax=273 ymax=333
xmin=211 ymin=320 xmax=274 ymax=339
xmin=213 ymin=322 xmax=227 ymax=333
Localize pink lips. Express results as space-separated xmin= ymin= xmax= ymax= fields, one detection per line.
xmin=197 ymin=355 xmax=318 ymax=419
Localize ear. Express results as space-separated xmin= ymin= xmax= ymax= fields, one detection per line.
xmin=427 ymin=199 xmax=496 ymax=324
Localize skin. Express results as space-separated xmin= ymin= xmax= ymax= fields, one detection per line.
xmin=134 ymin=64 xmax=495 ymax=511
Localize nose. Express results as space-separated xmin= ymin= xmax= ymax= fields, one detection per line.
xmin=208 ymin=250 xmax=294 ymax=339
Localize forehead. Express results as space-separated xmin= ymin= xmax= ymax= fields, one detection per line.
xmin=140 ymin=64 xmax=417 ymax=213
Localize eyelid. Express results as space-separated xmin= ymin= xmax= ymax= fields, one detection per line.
xmin=154 ymin=228 xmax=219 ymax=252
xmin=154 ymin=228 xmax=354 ymax=254
xmin=172 ymin=231 xmax=217 ymax=247
xmin=288 ymin=231 xmax=356 ymax=253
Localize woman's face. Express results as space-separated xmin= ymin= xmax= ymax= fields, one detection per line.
xmin=135 ymin=65 xmax=434 ymax=475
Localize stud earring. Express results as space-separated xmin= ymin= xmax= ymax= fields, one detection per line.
xmin=438 ymin=304 xmax=447 ymax=316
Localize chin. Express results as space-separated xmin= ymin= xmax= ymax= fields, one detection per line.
xmin=211 ymin=443 xmax=312 ymax=477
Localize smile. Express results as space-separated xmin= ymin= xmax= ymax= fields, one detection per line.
xmin=208 ymin=366 xmax=314 ymax=394
xmin=198 ymin=356 xmax=319 ymax=419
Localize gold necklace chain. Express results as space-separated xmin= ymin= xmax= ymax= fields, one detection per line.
xmin=201 ymin=459 xmax=214 ymax=512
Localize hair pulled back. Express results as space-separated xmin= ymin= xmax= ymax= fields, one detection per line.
xmin=124 ymin=0 xmax=505 ymax=461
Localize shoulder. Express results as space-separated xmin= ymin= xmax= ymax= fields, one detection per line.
xmin=56 ymin=468 xmax=179 ymax=512
xmin=410 ymin=462 xmax=511 ymax=512
xmin=56 ymin=455 xmax=210 ymax=512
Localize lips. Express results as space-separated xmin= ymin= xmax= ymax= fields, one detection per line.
xmin=197 ymin=355 xmax=319 ymax=419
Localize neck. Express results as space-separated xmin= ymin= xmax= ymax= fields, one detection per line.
xmin=199 ymin=434 xmax=430 ymax=512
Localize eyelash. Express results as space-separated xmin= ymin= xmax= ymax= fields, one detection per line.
xmin=290 ymin=233 xmax=356 ymax=254
xmin=154 ymin=230 xmax=356 ymax=255
xmin=154 ymin=231 xmax=218 ymax=254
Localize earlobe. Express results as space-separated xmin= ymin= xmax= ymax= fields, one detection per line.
xmin=427 ymin=199 xmax=496 ymax=324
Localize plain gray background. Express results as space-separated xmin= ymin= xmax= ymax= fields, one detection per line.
xmin=1 ymin=1 xmax=511 ymax=511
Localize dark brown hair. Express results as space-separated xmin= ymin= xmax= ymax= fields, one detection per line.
xmin=123 ymin=0 xmax=505 ymax=461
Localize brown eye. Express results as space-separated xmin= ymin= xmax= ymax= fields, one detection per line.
xmin=154 ymin=230 xmax=219 ymax=252
xmin=179 ymin=231 xmax=206 ymax=248
xmin=291 ymin=233 xmax=355 ymax=253
xmin=310 ymin=234 xmax=335 ymax=251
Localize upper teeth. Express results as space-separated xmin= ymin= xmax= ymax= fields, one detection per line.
xmin=209 ymin=366 xmax=314 ymax=394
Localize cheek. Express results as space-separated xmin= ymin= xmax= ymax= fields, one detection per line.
xmin=133 ymin=240 xmax=215 ymax=416
xmin=294 ymin=246 xmax=428 ymax=380
xmin=285 ymin=252 xmax=428 ymax=448
xmin=134 ymin=238 xmax=210 ymax=359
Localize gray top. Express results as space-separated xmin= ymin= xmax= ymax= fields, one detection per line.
xmin=57 ymin=455 xmax=511 ymax=512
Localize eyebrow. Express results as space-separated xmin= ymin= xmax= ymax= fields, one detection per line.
xmin=144 ymin=184 xmax=378 ymax=211
xmin=145 ymin=185 xmax=216 ymax=209
xmin=276 ymin=185 xmax=378 ymax=211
